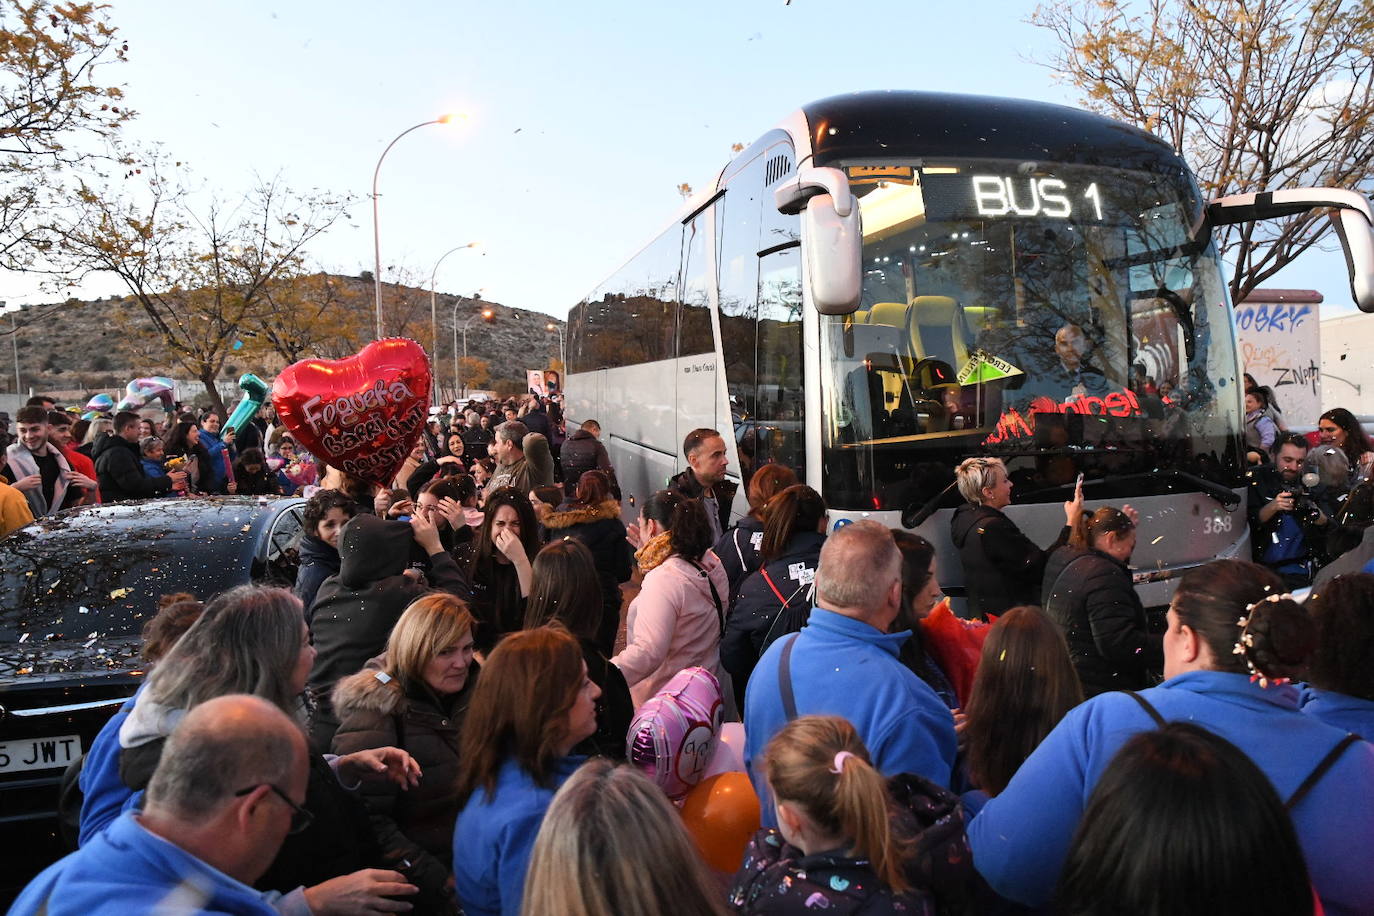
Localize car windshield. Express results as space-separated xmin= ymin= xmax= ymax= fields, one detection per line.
xmin=818 ymin=158 xmax=1243 ymax=511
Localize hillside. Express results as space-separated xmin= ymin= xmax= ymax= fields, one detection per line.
xmin=2 ymin=273 xmax=566 ymax=405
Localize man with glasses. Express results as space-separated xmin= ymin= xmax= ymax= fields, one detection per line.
xmin=13 ymin=695 xmax=309 ymax=914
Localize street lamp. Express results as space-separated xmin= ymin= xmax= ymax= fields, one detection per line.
xmin=430 ymin=241 xmax=481 ymax=370
xmin=453 ymin=302 xmax=494 ymax=398
xmin=372 ymin=114 xmax=457 ymax=340
xmin=545 ymin=321 xmax=565 ymax=371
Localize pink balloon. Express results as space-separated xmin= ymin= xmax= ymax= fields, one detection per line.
xmin=626 ymin=667 xmax=722 ymax=800
xmin=701 ymin=721 xmax=746 ymax=779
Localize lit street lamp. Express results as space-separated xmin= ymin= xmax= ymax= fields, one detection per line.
xmin=430 ymin=242 xmax=481 ymax=368
xmin=453 ymin=301 xmax=494 ymax=398
xmin=545 ymin=321 xmax=565 ymax=371
xmin=372 ymin=114 xmax=456 ymax=340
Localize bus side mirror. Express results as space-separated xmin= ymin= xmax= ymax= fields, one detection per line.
xmin=801 ymin=194 xmax=863 ymax=315
xmin=1208 ymin=187 xmax=1374 ymax=313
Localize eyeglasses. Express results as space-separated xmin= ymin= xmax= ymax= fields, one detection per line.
xmin=235 ymin=783 xmax=314 ymax=834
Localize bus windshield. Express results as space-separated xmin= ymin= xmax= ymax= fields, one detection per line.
xmin=819 ymin=158 xmax=1244 ymax=512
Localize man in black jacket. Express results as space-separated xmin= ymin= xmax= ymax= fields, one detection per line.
xmin=667 ymin=427 xmax=738 ymax=542
xmin=561 ymin=419 xmax=613 ymax=497
xmin=950 ymin=456 xmax=1081 ymax=619
xmin=94 ymin=411 xmax=187 ymax=502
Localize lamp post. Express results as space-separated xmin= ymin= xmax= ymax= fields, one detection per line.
xmin=545 ymin=321 xmax=565 ymax=371
xmin=452 ymin=302 xmax=494 ymax=398
xmin=430 ymin=242 xmax=481 ymax=380
xmin=372 ymin=115 xmax=455 ymax=340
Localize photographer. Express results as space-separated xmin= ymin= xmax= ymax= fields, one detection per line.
xmin=1248 ymin=432 xmax=1328 ymax=588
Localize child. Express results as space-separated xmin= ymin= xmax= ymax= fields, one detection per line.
xmin=729 ymin=716 xmax=934 ymax=915
xmin=1245 ymin=388 xmax=1277 ymax=462
xmin=140 ymin=436 xmax=168 ymax=481
xmin=294 ymin=489 xmax=357 ymax=613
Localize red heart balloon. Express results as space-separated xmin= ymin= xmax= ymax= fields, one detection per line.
xmin=271 ymin=338 xmax=432 ymax=487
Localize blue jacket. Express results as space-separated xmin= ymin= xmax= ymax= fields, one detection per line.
xmin=453 ymin=755 xmax=583 ymax=916
xmin=968 ymin=670 xmax=1374 ymax=915
xmin=199 ymin=429 xmax=235 ymax=494
xmin=743 ymin=608 xmax=957 ymax=827
xmin=78 ymin=689 xmax=141 ymax=846
xmin=12 ymin=811 xmax=279 ymax=915
xmin=1302 ymin=686 xmax=1374 ymax=740
xmin=293 ymin=535 xmax=341 ymax=613
xmin=140 ymin=457 xmax=167 ymax=479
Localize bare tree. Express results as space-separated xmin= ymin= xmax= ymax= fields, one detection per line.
xmin=0 ymin=1 xmax=132 ymax=271
xmin=1031 ymin=0 xmax=1374 ymax=301
xmin=55 ymin=154 xmax=352 ymax=414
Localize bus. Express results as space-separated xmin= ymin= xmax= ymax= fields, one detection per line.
xmin=564 ymin=90 xmax=1374 ymax=612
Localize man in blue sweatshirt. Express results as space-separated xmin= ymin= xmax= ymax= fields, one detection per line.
xmin=15 ymin=695 xmax=305 ymax=915
xmin=743 ymin=520 xmax=957 ymax=824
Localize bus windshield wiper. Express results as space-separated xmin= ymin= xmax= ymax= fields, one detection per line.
xmin=903 ymin=481 xmax=960 ymax=528
xmin=1096 ymin=470 xmax=1240 ymax=510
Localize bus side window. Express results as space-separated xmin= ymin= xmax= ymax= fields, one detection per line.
xmin=718 ymin=153 xmax=767 ymax=484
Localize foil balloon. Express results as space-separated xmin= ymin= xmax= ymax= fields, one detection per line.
xmin=85 ymin=393 xmax=115 ymax=414
xmin=626 ymin=667 xmax=723 ymax=800
xmin=679 ymin=771 xmax=761 ymax=873
xmin=224 ymin=373 xmax=269 ymax=434
xmin=271 ymin=338 xmax=431 ymax=487
xmin=132 ymin=377 xmax=176 ymax=412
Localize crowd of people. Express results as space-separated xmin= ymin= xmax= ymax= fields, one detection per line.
xmin=4 ymin=388 xmax=1374 ymax=916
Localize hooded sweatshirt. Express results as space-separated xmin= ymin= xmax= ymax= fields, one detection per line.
xmin=307 ymin=514 xmax=472 ymax=753
xmin=611 ymin=549 xmax=730 ymax=707
xmin=11 ymin=811 xmax=279 ymax=916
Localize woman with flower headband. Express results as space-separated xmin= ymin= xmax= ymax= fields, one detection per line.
xmin=968 ymin=559 xmax=1374 ymax=916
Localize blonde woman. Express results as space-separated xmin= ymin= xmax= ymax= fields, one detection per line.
xmin=332 ymin=593 xmax=480 ymax=915
xmin=521 ymin=758 xmax=726 ymax=916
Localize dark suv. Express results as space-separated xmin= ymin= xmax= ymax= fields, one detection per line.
xmin=0 ymin=496 xmax=305 ymax=871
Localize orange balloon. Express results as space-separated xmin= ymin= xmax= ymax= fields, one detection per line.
xmin=679 ymin=771 xmax=761 ymax=873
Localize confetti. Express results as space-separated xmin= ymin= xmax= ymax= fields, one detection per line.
xmin=110 ymin=588 xmax=131 ymax=599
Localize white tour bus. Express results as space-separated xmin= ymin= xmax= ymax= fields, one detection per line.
xmin=564 ymin=90 xmax=1374 ymax=611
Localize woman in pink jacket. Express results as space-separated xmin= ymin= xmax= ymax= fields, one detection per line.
xmin=613 ymin=493 xmax=732 ymax=711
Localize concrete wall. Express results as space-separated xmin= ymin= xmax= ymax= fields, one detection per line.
xmin=1321 ymin=312 xmax=1374 ymax=417
xmin=1237 ymin=289 xmax=1323 ymax=427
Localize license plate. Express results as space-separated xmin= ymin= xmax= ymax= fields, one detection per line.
xmin=0 ymin=734 xmax=81 ymax=773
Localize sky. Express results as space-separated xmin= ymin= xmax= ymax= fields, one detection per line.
xmin=0 ymin=0 xmax=1359 ymax=319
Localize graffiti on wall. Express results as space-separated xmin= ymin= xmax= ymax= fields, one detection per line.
xmin=1236 ymin=299 xmax=1320 ymax=421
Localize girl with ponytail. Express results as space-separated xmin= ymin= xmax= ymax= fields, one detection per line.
xmin=1041 ymin=504 xmax=1161 ymax=697
xmin=969 ymin=559 xmax=1374 ymax=916
xmin=729 ymin=716 xmax=934 ymax=915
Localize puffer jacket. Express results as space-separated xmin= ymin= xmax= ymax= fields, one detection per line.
xmin=543 ymin=499 xmax=632 ymax=656
xmin=721 ymin=530 xmax=825 ymax=700
xmin=559 ymin=428 xmax=611 ymax=496
xmin=332 ymin=663 xmax=479 ymax=915
xmin=714 ymin=517 xmax=765 ymax=603
xmin=951 ymin=503 xmax=1068 ymax=619
xmin=307 ymin=514 xmax=472 ymax=753
xmin=612 ymin=550 xmax=730 ymax=708
xmin=1041 ymin=545 xmax=1162 ymax=697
